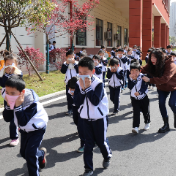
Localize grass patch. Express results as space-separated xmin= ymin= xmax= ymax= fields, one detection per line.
xmin=0 ymin=70 xmax=65 ymax=107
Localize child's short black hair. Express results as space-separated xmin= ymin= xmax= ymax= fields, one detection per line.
xmin=80 ymin=52 xmax=86 ymax=57
xmin=118 ymin=48 xmax=124 ymax=52
xmin=68 ymin=77 xmax=78 ymax=89
xmin=66 ymin=50 xmax=74 ymax=57
xmin=133 ymin=45 xmax=137 ymax=48
xmin=127 ymin=48 xmax=133 ymax=52
xmin=109 ymin=58 xmax=119 ymax=66
xmin=5 ymin=75 xmax=25 ymax=92
xmin=78 ymin=57 xmax=94 ymax=71
xmin=112 ymin=47 xmax=116 ymax=51
xmin=148 ymin=49 xmax=152 ymax=53
xmin=167 ymin=45 xmax=171 ymax=49
xmin=98 ymin=50 xmax=104 ymax=55
xmin=4 ymin=54 xmax=18 ymax=64
xmin=131 ymin=59 xmax=138 ymax=64
xmin=53 ymin=41 xmax=56 ymax=44
xmin=93 ymin=55 xmax=100 ymax=61
xmin=82 ymin=47 xmax=86 ymax=50
xmin=101 ymin=45 xmax=105 ymax=49
xmin=130 ymin=62 xmax=141 ymax=71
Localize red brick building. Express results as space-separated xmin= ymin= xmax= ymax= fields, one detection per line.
xmin=129 ymin=0 xmax=170 ymax=59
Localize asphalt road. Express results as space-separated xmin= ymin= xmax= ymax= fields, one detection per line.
xmin=0 ymin=86 xmax=176 ymax=176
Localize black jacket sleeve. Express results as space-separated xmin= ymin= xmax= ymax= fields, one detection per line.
xmin=74 ymin=64 xmax=78 ymax=73
xmin=128 ymin=78 xmax=136 ymax=90
xmin=61 ymin=63 xmax=68 ymax=74
xmin=115 ymin=69 xmax=124 ymax=80
xmin=85 ymin=83 xmax=104 ymax=106
xmin=138 ymin=80 xmax=148 ymax=95
xmin=95 ymin=66 xmax=102 ymax=75
xmin=107 ymin=68 xmax=113 ymax=79
xmin=3 ymin=105 xmax=14 ymax=122
xmin=14 ymin=103 xmax=37 ymax=127
xmin=74 ymin=83 xmax=86 ymax=107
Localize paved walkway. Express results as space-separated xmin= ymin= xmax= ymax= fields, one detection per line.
xmin=0 ymin=87 xmax=176 ymax=176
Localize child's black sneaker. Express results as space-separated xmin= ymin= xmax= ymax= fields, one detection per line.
xmin=103 ymin=158 xmax=110 ymax=169
xmin=39 ymin=147 xmax=47 ymax=169
xmin=112 ymin=110 xmax=118 ymax=115
xmin=65 ymin=110 xmax=73 ymax=115
xmin=83 ymin=169 xmax=93 ymax=176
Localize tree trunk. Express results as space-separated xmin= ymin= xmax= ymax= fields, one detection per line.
xmin=46 ymin=34 xmax=49 ymax=74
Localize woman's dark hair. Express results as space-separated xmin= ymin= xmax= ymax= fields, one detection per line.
xmin=68 ymin=77 xmax=77 ymax=89
xmin=5 ymin=75 xmax=25 ymax=92
xmin=109 ymin=58 xmax=119 ymax=66
xmin=147 ymin=49 xmax=165 ymax=77
xmin=130 ymin=62 xmax=141 ymax=71
xmin=78 ymin=57 xmax=94 ymax=71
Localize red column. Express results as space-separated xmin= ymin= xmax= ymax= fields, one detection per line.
xmin=154 ymin=16 xmax=161 ymax=48
xmin=142 ymin=0 xmax=152 ymax=60
xmin=166 ymin=26 xmax=169 ymax=46
xmin=129 ymin=0 xmax=142 ymax=48
xmin=161 ymin=23 xmax=166 ymax=48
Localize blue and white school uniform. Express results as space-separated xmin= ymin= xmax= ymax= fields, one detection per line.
xmin=94 ymin=63 xmax=103 ymax=80
xmin=1 ymin=72 xmax=23 ymax=141
xmin=3 ymin=89 xmax=48 ymax=176
xmin=74 ymin=75 xmax=112 ymax=171
xmin=128 ymin=73 xmax=150 ymax=128
xmin=117 ymin=55 xmax=129 ymax=88
xmin=107 ymin=67 xmax=123 ymax=112
xmin=132 ymin=50 xmax=140 ymax=60
xmin=111 ymin=50 xmax=115 ymax=59
xmin=61 ymin=61 xmax=78 ymax=111
xmin=100 ymin=57 xmax=108 ymax=86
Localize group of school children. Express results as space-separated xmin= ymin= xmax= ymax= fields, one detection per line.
xmin=60 ymin=44 xmax=175 ymax=176
xmin=0 ymin=43 xmax=174 ymax=176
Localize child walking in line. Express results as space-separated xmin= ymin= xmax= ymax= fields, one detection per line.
xmin=61 ymin=50 xmax=78 ymax=115
xmin=107 ymin=59 xmax=124 ymax=115
xmin=128 ymin=61 xmax=150 ymax=134
xmin=93 ymin=55 xmax=102 ymax=80
xmin=3 ymin=75 xmax=48 ymax=176
xmin=68 ymin=77 xmax=85 ymax=153
xmin=74 ymin=57 xmax=112 ymax=176
xmin=0 ymin=53 xmax=22 ymax=147
xmin=98 ymin=50 xmax=108 ymax=87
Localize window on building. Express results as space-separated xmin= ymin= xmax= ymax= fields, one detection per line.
xmin=107 ymin=22 xmax=112 ymax=47
xmin=124 ymin=28 xmax=128 ymax=46
xmin=96 ymin=18 xmax=103 ymax=46
xmin=117 ymin=26 xmax=121 ymax=46
xmin=76 ymin=17 xmax=86 ymax=46
xmin=76 ymin=29 xmax=86 ymax=46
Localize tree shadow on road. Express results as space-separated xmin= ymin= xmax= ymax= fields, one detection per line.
xmin=107 ymin=130 xmax=172 ymax=152
xmin=44 ymin=101 xmax=67 ymax=109
xmin=5 ymin=163 xmax=28 ymax=176
xmin=39 ymin=132 xmax=81 ymax=169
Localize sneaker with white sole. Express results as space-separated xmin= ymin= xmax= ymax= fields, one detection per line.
xmin=9 ymin=139 xmax=19 ymax=147
xmin=132 ymin=127 xmax=139 ymax=134
xmin=77 ymin=146 xmax=84 ymax=153
xmin=83 ymin=169 xmax=93 ymax=176
xmin=39 ymin=147 xmax=47 ymax=169
xmin=144 ymin=123 xmax=150 ymax=130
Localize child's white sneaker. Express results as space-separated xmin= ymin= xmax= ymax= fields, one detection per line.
xmin=9 ymin=139 xmax=19 ymax=147
xmin=132 ymin=127 xmax=139 ymax=134
xmin=144 ymin=123 xmax=150 ymax=130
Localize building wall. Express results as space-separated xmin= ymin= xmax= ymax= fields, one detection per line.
xmin=169 ymin=2 xmax=176 ymax=38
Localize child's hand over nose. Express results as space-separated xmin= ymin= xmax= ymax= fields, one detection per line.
xmin=15 ymin=92 xmax=25 ymax=107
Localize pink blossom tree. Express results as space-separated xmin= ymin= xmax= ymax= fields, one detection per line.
xmin=27 ymin=0 xmax=99 ymax=73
